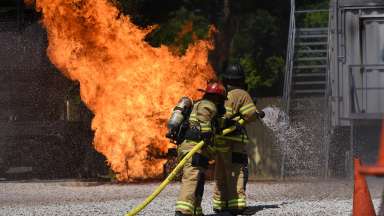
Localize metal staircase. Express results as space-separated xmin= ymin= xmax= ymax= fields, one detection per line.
xmin=293 ymin=27 xmax=328 ymax=97
xmin=282 ymin=0 xmax=331 ymax=178
xmin=283 ymin=1 xmax=330 ymax=112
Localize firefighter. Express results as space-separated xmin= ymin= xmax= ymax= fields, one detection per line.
xmin=212 ymin=64 xmax=265 ymax=215
xmin=175 ymin=81 xmax=227 ymax=216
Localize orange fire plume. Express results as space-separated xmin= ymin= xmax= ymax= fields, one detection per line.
xmin=33 ymin=0 xmax=215 ymax=181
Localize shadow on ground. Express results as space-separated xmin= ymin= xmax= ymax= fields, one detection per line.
xmin=205 ymin=204 xmax=280 ymax=216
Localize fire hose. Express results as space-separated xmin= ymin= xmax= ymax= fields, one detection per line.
xmin=125 ymin=119 xmax=245 ymax=216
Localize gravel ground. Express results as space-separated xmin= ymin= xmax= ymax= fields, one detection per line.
xmin=0 ymin=178 xmax=383 ymax=216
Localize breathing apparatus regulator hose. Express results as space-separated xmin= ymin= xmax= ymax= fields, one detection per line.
xmin=125 ymin=119 xmax=245 ymax=216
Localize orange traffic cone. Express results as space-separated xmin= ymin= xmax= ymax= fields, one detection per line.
xmin=353 ymin=158 xmax=376 ymax=216
xmin=360 ymin=119 xmax=384 ymax=176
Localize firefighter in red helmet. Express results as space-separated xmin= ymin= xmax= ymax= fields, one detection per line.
xmin=175 ymin=81 xmax=227 ymax=216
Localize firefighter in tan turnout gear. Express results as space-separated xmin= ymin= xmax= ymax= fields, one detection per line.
xmin=173 ymin=81 xmax=227 ymax=216
xmin=213 ymin=64 xmax=265 ymax=215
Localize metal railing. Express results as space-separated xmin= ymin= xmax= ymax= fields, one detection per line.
xmin=322 ymin=6 xmax=333 ymax=178
xmin=349 ymin=64 xmax=384 ymax=115
xmin=281 ymin=0 xmax=296 ymax=179
xmin=282 ymin=2 xmax=332 ymax=178
xmin=283 ymin=3 xmax=329 ymax=113
xmin=282 ymin=0 xmax=296 ymax=113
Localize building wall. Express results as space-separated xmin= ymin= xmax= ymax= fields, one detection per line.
xmin=246 ymin=97 xmax=282 ymax=180
xmin=330 ymin=0 xmax=384 ymax=127
xmin=328 ymin=0 xmax=384 ymax=177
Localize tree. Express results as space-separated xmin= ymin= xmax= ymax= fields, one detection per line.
xmin=116 ymin=0 xmax=292 ymax=96
xmin=209 ymin=0 xmax=239 ymax=74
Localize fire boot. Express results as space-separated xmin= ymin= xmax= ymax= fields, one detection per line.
xmin=213 ymin=209 xmax=228 ymax=214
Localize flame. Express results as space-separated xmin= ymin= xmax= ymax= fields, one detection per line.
xmin=33 ymin=0 xmax=215 ymax=181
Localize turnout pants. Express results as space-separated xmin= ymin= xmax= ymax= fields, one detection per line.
xmin=213 ymin=140 xmax=248 ymax=211
xmin=176 ymin=140 xmax=213 ymax=215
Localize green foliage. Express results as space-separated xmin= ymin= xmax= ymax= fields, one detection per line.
xmin=297 ymin=0 xmax=330 ymax=27
xmin=240 ymin=55 xmax=260 ymax=89
xmin=302 ymin=12 xmax=328 ymax=28
xmin=296 ymin=0 xmax=329 ymax=10
xmin=264 ymin=56 xmax=285 ymax=87
xmin=145 ymin=7 xmax=210 ymax=54
xmin=231 ymin=11 xmax=278 ymax=56
xmin=116 ymin=0 xmax=295 ymax=96
xmin=230 ymin=10 xmax=285 ymax=91
xmin=240 ymin=55 xmax=284 ymax=91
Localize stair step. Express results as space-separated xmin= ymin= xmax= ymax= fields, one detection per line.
xmin=296 ymin=42 xmax=328 ymax=46
xmin=296 ymin=49 xmax=327 ymax=54
xmin=293 ymin=89 xmax=326 ymax=94
xmin=294 ymin=65 xmax=327 ymax=69
xmin=293 ymin=73 xmax=325 ymax=77
xmin=297 ymin=27 xmax=328 ymax=32
xmin=295 ymin=9 xmax=329 ymax=13
xmin=294 ymin=81 xmax=327 ymax=85
xmin=296 ymin=34 xmax=328 ymax=39
xmin=295 ymin=57 xmax=328 ymax=62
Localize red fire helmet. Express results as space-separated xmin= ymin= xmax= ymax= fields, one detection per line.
xmin=204 ymin=81 xmax=226 ymax=97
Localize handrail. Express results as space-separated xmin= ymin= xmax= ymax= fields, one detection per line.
xmin=349 ymin=64 xmax=384 ymax=68
xmin=323 ymin=4 xmax=333 ymax=179
xmin=282 ymin=0 xmax=333 ymax=179
xmin=281 ymin=0 xmax=296 ymax=179
xmin=283 ymin=0 xmax=296 ymax=114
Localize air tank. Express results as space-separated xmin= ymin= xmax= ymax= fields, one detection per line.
xmin=167 ymin=97 xmax=193 ymax=130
